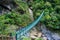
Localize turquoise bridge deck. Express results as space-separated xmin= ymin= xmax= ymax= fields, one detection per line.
xmin=16 ymin=11 xmax=44 ymax=40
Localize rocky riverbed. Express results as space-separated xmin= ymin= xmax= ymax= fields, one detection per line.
xmin=29 ymin=24 xmax=60 ymax=40
xmin=23 ymin=23 xmax=60 ymax=40
xmin=40 ymin=25 xmax=60 ymax=40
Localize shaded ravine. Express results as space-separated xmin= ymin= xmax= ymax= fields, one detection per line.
xmin=40 ymin=25 xmax=60 ymax=40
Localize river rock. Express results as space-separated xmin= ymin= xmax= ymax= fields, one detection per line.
xmin=29 ymin=8 xmax=34 ymax=21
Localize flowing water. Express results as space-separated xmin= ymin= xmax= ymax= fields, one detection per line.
xmin=40 ymin=25 xmax=60 ymax=40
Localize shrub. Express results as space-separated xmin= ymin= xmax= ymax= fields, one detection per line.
xmin=29 ymin=0 xmax=60 ymax=29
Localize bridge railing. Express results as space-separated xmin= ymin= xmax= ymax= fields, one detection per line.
xmin=16 ymin=11 xmax=44 ymax=40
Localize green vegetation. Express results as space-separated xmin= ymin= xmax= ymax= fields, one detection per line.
xmin=22 ymin=37 xmax=43 ymax=40
xmin=0 ymin=0 xmax=60 ymax=37
xmin=22 ymin=37 xmax=31 ymax=40
xmin=35 ymin=38 xmax=43 ymax=40
xmin=28 ymin=0 xmax=60 ymax=29
xmin=0 ymin=12 xmax=32 ymax=36
xmin=0 ymin=0 xmax=32 ymax=36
